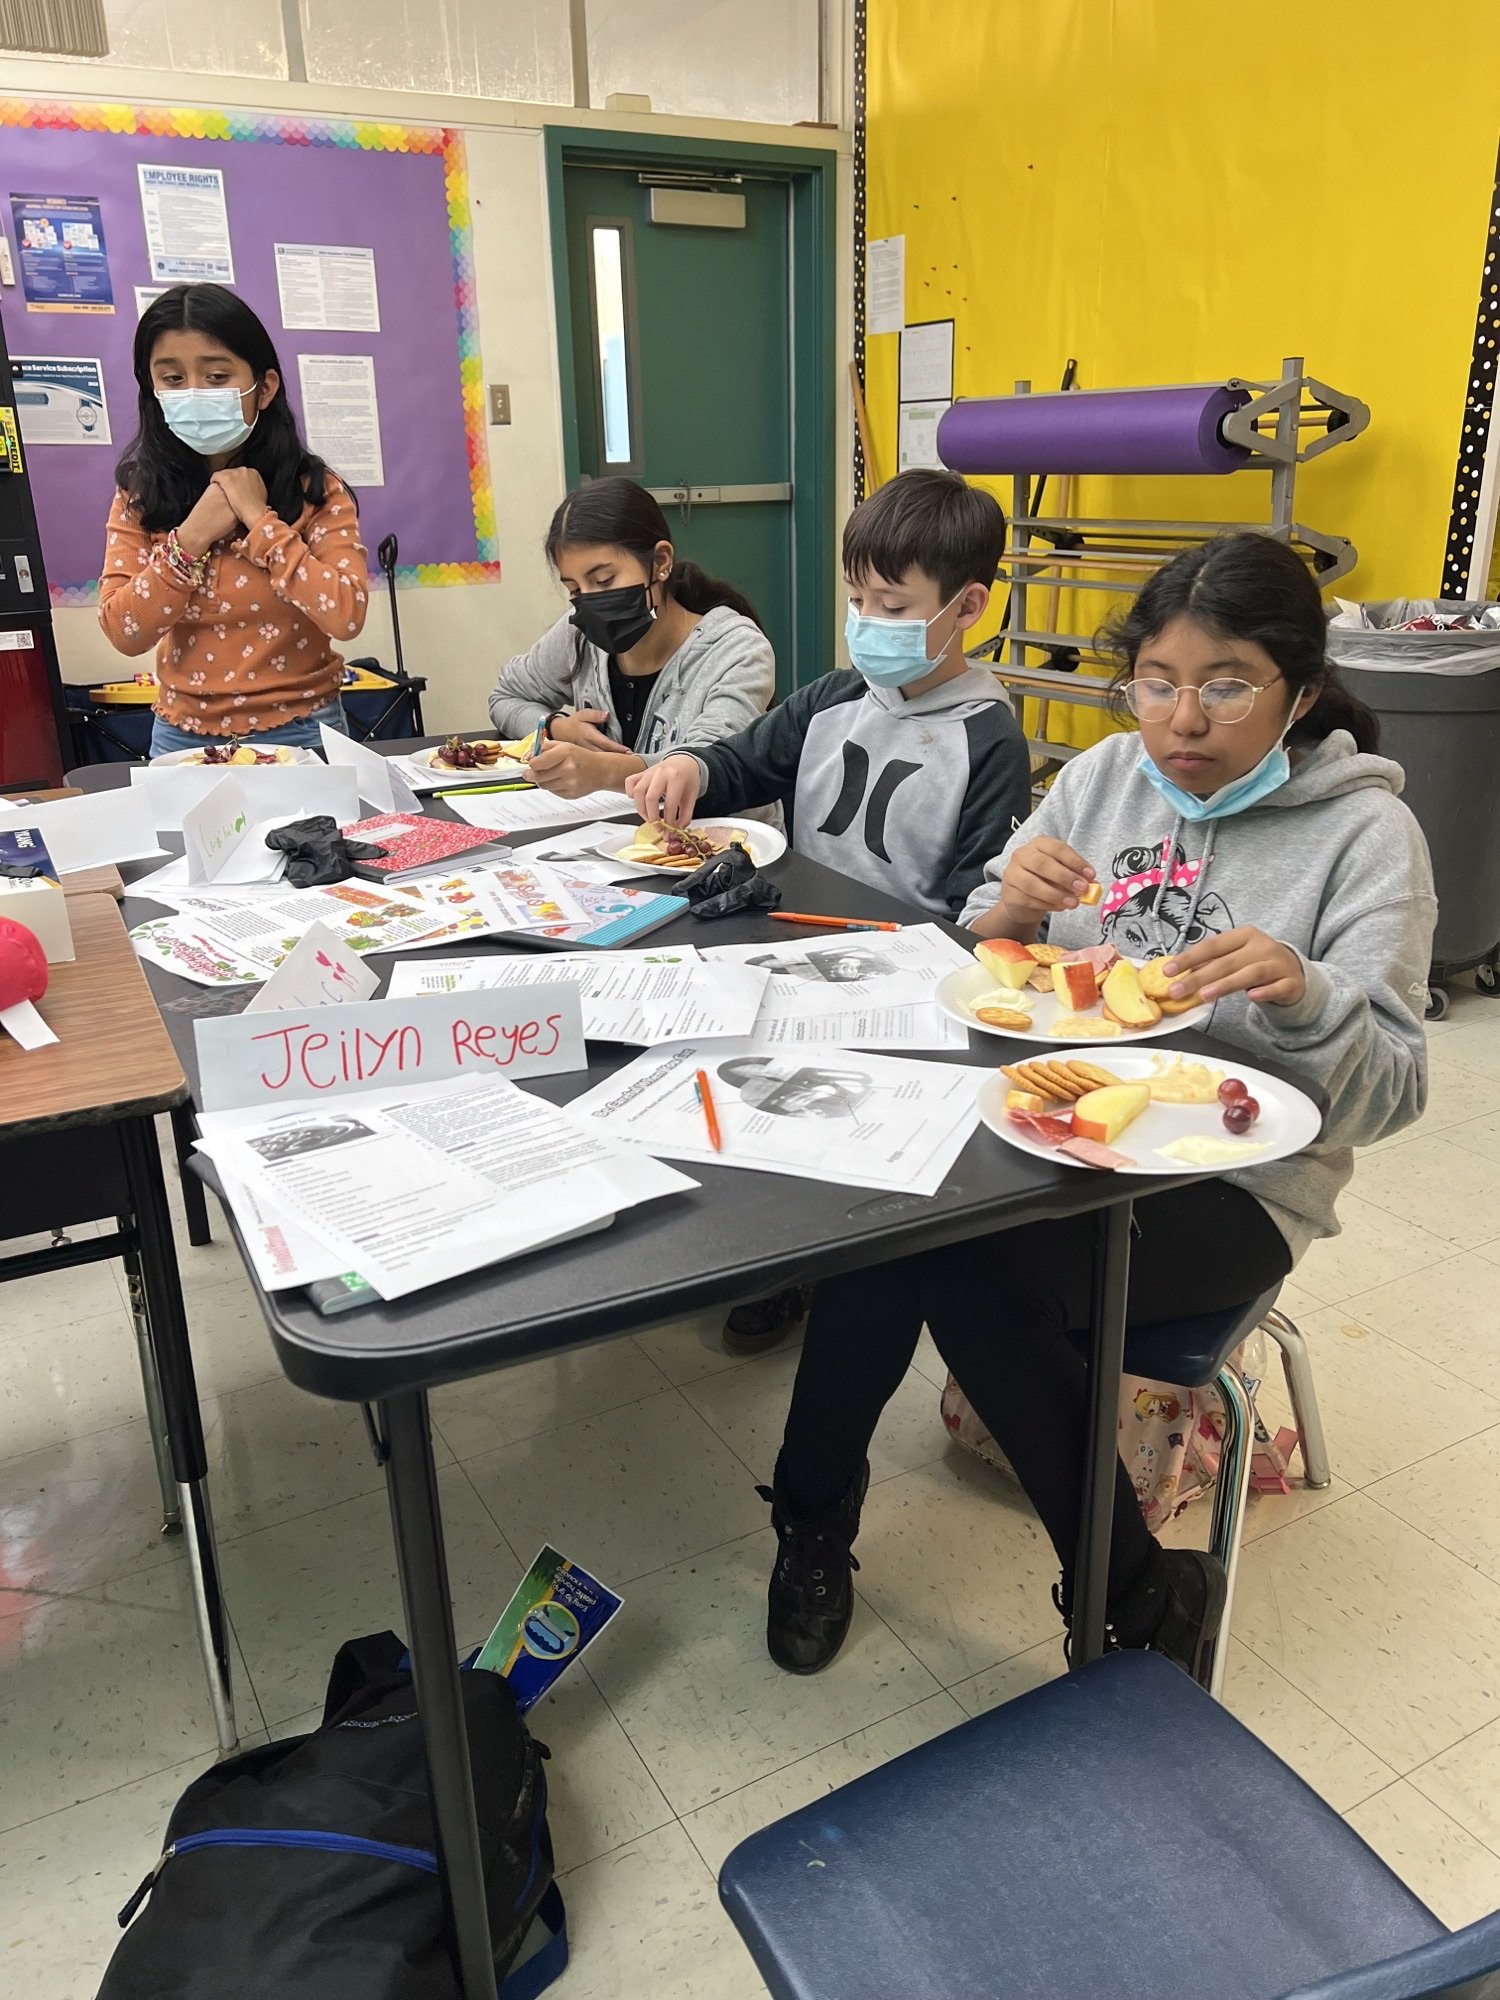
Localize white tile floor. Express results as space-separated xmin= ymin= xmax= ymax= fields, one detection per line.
xmin=5 ymin=984 xmax=1500 ymax=1993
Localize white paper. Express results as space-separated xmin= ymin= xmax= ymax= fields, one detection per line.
xmin=182 ymin=776 xmax=257 ymax=884
xmin=320 ymin=724 xmax=417 ymax=814
xmin=194 ymin=982 xmax=586 ymax=1112
xmin=194 ymin=1150 xmax=346 ymax=1288
xmin=705 ymin=924 xmax=972 ymax=1018
xmin=0 ymin=788 xmax=162 ymax=873
xmin=131 ymin=761 xmax=360 ymax=834
xmin=11 ymin=355 xmax=111 ymax=446
xmin=409 ymin=860 xmax=591 ymax=937
xmin=866 ymin=235 xmax=905 ymax=336
xmin=138 ymin=164 xmax=233 ymax=283
xmin=385 ymin=949 xmax=765 ymax=1047
xmin=747 ymin=1003 xmax=966 ymax=1052
xmin=275 ymin=243 xmax=380 ymax=332
xmin=899 ymin=320 xmax=955 ymax=402
xmin=134 ymin=284 xmax=171 ymax=317
xmin=446 ymin=789 xmax=636 ymax=834
xmin=244 ymin=921 xmax=380 ymax=1015
xmin=572 ymin=1041 xmax=985 ymax=1197
xmin=0 ymin=997 xmax=57 ymax=1049
xmin=898 ymin=400 xmax=949 ymax=472
xmin=131 ymin=880 xmax=466 ymax=985
xmin=298 ymin=354 xmax=383 ymax=486
xmin=201 ymin=1075 xmax=695 ymax=1299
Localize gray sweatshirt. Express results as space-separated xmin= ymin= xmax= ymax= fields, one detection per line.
xmin=487 ymin=605 xmax=775 ymax=765
xmin=961 ymin=729 xmax=1437 ymax=1261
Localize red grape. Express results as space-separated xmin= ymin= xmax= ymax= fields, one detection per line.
xmin=1223 ymin=1102 xmax=1255 ymax=1135
xmin=1240 ymin=1097 xmax=1260 ymax=1121
xmin=1218 ymin=1078 xmax=1248 ymax=1105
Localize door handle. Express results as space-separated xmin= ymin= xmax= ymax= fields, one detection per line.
xmin=645 ymin=482 xmax=792 ymax=509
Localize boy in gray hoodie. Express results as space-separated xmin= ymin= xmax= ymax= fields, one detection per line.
xmin=759 ymin=534 xmax=1436 ymax=1687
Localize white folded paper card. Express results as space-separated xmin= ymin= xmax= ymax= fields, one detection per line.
xmin=194 ymin=983 xmax=588 ymax=1111
xmin=131 ymin=762 xmax=360 ymax=833
xmin=243 ymin=920 xmax=381 ymax=1014
xmin=0 ymin=788 xmax=164 ymax=873
xmin=319 ymin=723 xmax=420 ymax=815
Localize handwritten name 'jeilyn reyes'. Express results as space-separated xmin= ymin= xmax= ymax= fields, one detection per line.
xmin=250 ymin=1014 xmax=568 ymax=1092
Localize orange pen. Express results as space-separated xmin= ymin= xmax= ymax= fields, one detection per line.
xmin=694 ymin=1068 xmax=723 ymax=1153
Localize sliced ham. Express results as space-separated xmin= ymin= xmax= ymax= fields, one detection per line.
xmin=1059 ymin=1135 xmax=1135 ymax=1172
xmin=1059 ymin=942 xmax=1120 ymax=976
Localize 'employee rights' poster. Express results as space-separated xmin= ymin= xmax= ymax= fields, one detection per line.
xmin=10 ymin=192 xmax=115 ymax=313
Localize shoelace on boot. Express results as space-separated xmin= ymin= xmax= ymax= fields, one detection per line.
xmin=757 ymin=1485 xmax=860 ymax=1605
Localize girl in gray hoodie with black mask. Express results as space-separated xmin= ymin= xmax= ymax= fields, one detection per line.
xmin=761 ymin=535 xmax=1436 ymax=1686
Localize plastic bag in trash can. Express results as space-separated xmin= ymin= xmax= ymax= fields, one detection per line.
xmin=1327 ymin=599 xmax=1500 ymax=675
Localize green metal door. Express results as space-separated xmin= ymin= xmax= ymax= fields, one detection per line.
xmin=561 ymin=164 xmax=796 ymax=691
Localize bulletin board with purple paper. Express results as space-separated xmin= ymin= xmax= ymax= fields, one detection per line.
xmin=0 ymin=101 xmax=498 ymax=604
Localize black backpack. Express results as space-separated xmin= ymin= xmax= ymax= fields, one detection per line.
xmin=97 ymin=1631 xmax=567 ymax=2000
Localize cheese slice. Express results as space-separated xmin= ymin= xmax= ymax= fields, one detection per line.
xmin=1155 ymin=1135 xmax=1270 ymax=1166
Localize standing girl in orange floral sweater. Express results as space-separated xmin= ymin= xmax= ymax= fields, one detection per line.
xmin=99 ymin=284 xmax=368 ymax=756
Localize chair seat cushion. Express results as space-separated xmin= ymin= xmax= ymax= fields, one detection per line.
xmin=1124 ymin=1283 xmax=1284 ymax=1388
xmin=719 ymin=1653 xmax=1443 ymax=2000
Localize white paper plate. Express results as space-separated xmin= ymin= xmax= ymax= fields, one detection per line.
xmin=596 ymin=816 xmax=787 ymax=877
xmin=414 ymin=739 xmax=530 ymax=778
xmin=977 ymin=1050 xmax=1321 ymax=1175
xmin=151 ymin=745 xmax=317 ymax=766
xmin=936 ymin=958 xmax=1211 ymax=1046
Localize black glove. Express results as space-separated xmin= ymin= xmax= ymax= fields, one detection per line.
xmin=264 ymin=815 xmax=388 ymax=888
xmin=679 ymin=844 xmax=783 ymax=922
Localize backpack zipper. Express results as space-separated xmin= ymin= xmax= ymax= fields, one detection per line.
xmin=118 ymin=1827 xmax=438 ymax=1926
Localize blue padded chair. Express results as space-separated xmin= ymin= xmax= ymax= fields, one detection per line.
xmin=1122 ymin=1283 xmax=1328 ymax=1697
xmin=719 ymin=1651 xmax=1500 ymax=2000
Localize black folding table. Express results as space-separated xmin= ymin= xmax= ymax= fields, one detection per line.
xmin=80 ymin=752 xmax=1305 ymax=2000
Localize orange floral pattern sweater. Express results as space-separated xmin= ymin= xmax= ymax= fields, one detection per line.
xmin=98 ymin=476 xmax=368 ymax=737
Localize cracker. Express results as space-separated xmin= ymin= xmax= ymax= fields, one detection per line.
xmin=975 ymin=1007 xmax=1035 ymax=1032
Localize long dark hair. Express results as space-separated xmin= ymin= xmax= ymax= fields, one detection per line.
xmin=1106 ymin=534 xmax=1379 ymax=753
xmin=544 ymin=477 xmax=763 ymax=629
xmin=116 ymin=284 xmax=334 ymax=532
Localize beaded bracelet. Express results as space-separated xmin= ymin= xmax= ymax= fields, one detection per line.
xmin=164 ymin=527 xmax=210 ymax=589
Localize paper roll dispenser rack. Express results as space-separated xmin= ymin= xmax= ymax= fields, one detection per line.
xmin=944 ymin=356 xmax=1370 ymax=773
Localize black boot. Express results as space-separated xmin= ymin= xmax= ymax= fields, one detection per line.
xmin=725 ymin=1283 xmax=816 ymax=1357
xmin=758 ymin=1457 xmax=870 ymax=1674
xmin=1055 ymin=1548 xmax=1227 ymax=1684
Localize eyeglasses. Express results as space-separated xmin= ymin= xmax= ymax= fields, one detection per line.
xmin=1124 ymin=676 xmax=1284 ymax=724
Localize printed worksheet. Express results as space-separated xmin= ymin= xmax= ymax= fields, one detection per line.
xmin=386 ymin=948 xmax=765 ymax=1045
xmin=705 ymin=923 xmax=974 ymax=1047
xmin=570 ymin=1040 xmax=986 ymax=1196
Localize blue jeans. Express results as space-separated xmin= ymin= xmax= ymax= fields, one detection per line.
xmin=150 ymin=697 xmax=349 ymax=759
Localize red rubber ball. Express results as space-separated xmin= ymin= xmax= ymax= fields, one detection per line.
xmin=0 ymin=916 xmax=49 ymax=1013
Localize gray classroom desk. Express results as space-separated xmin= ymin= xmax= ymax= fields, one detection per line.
xmin=74 ymin=745 xmax=1307 ymax=1999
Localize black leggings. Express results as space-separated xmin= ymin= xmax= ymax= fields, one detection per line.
xmin=778 ymin=1181 xmax=1292 ymax=1610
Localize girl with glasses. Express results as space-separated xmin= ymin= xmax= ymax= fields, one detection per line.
xmin=757 ymin=533 xmax=1435 ymax=1685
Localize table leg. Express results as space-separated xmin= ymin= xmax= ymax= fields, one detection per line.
xmin=381 ymin=1392 xmax=497 ymax=2000
xmin=120 ymin=1225 xmax=183 ymax=1535
xmin=171 ymin=1101 xmax=212 ymax=1247
xmin=1071 ymin=1200 xmax=1134 ymax=1665
xmin=117 ymin=1115 xmax=237 ymax=1754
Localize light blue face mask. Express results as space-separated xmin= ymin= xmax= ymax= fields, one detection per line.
xmin=156 ymin=384 xmax=258 ymax=457
xmin=1138 ymin=732 xmax=1293 ymax=823
xmin=844 ymin=591 xmax=962 ymax=689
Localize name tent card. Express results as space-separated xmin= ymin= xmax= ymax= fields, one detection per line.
xmin=243 ymin=920 xmax=381 ymax=1014
xmin=194 ymin=984 xmax=587 ymax=1111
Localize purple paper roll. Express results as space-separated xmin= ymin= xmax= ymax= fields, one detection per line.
xmin=937 ymin=384 xmax=1253 ymax=477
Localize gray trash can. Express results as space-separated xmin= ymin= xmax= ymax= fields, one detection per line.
xmin=1329 ymin=601 xmax=1500 ymax=1019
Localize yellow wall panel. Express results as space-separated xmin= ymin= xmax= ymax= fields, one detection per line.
xmin=866 ymin=0 xmax=1499 ymax=634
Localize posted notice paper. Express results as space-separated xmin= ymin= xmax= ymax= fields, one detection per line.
xmin=138 ymin=164 xmax=233 ymax=283
xmin=387 ymin=948 xmax=767 ymax=1047
xmin=298 ymin=354 xmax=383 ymax=486
xmin=196 ymin=1075 xmax=696 ymax=1299
xmin=571 ymin=1041 xmax=986 ymax=1197
xmin=275 ymin=243 xmax=380 ymax=332
xmin=12 ymin=356 xmax=111 ymax=446
xmin=898 ymin=401 xmax=949 ymax=473
xmin=866 ymin=234 xmax=905 ymax=336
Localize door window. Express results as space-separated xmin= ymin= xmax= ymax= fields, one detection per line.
xmin=587 ymin=219 xmax=640 ymax=474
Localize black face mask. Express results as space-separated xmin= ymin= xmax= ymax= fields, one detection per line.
xmin=569 ymin=581 xmax=656 ymax=655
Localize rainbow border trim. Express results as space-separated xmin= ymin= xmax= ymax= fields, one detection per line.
xmin=0 ymin=95 xmax=501 ymax=603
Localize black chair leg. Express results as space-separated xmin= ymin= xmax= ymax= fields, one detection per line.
xmin=171 ymin=1102 xmax=211 ymax=1246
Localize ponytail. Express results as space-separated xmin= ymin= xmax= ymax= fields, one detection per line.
xmin=545 ymin=476 xmax=763 ymax=630
xmin=665 ymin=556 xmax=763 ymax=630
xmin=1291 ymin=669 xmax=1381 ymax=755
